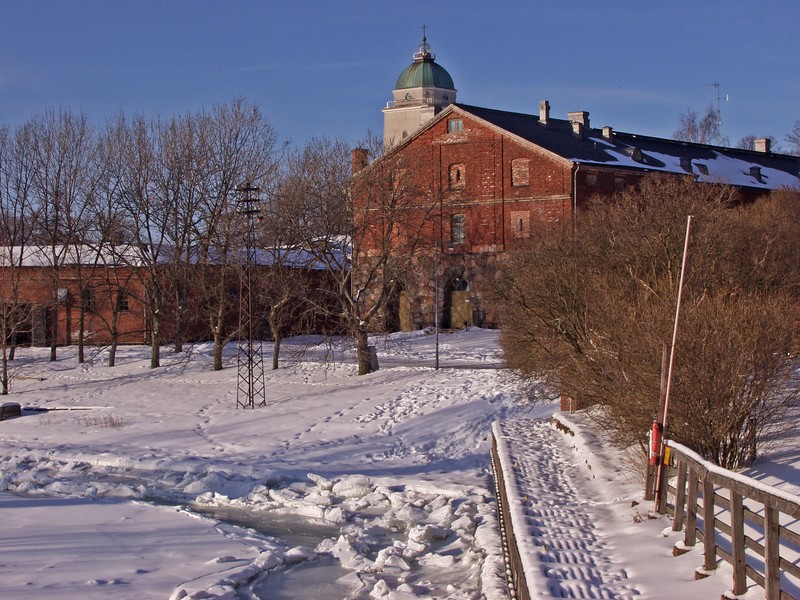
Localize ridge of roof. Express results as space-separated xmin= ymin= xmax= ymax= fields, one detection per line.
xmin=453 ymin=103 xmax=799 ymax=190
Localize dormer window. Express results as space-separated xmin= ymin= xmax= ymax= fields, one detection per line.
xmin=696 ymin=163 xmax=709 ymax=175
xmin=448 ymin=119 xmax=463 ymax=133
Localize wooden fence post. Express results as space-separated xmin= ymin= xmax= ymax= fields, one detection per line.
xmin=730 ymin=492 xmax=746 ymax=595
xmin=702 ymin=475 xmax=717 ymax=572
xmin=764 ymin=504 xmax=780 ymax=600
xmin=684 ymin=469 xmax=699 ymax=548
xmin=673 ymin=459 xmax=687 ymax=532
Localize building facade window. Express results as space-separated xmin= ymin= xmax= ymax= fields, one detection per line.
xmin=448 ymin=163 xmax=465 ymax=189
xmin=510 ymin=210 xmax=531 ymax=238
xmin=450 ymin=214 xmax=466 ymax=245
xmin=81 ymin=288 xmax=96 ymax=313
xmin=614 ymin=176 xmax=626 ymax=191
xmin=117 ymin=289 xmax=130 ymax=313
xmin=511 ymin=158 xmax=530 ymax=187
xmin=448 ymin=119 xmax=463 ymax=133
xmin=586 ymin=172 xmax=598 ymax=187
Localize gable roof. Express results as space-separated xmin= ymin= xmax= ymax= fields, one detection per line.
xmin=455 ymin=103 xmax=800 ymax=191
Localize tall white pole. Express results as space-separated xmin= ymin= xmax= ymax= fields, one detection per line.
xmin=662 ymin=214 xmax=693 ymax=433
xmin=435 ymin=240 xmax=440 ymax=370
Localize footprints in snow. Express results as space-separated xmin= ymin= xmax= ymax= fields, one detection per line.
xmin=499 ymin=419 xmax=640 ymax=599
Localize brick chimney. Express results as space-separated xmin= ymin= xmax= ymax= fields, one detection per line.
xmin=539 ymin=100 xmax=550 ymax=126
xmin=351 ymin=148 xmax=369 ymax=175
xmin=602 ymin=126 xmax=613 ymax=139
xmin=568 ymin=111 xmax=590 ymax=128
xmin=754 ymin=137 xmax=771 ymax=153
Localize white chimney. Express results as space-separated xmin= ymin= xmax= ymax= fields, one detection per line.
xmin=539 ymin=100 xmax=550 ymax=125
xmin=602 ymin=126 xmax=613 ymax=139
xmin=568 ymin=111 xmax=590 ymax=128
xmin=754 ymin=138 xmax=771 ymax=153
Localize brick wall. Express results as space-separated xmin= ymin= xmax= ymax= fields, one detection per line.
xmin=354 ymin=112 xmax=575 ymax=329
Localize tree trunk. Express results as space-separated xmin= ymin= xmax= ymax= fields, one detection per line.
xmin=269 ymin=315 xmax=281 ymax=370
xmin=272 ymin=333 xmax=281 ymax=371
xmin=1 ymin=323 xmax=8 ymax=394
xmin=109 ymin=337 xmax=118 ymax=368
xmin=355 ymin=326 xmax=371 ymax=375
xmin=174 ymin=305 xmax=184 ymax=353
xmin=213 ymin=329 xmax=224 ymax=371
xmin=150 ymin=316 xmax=160 ymax=369
xmin=49 ymin=305 xmax=58 ymax=362
xmin=78 ymin=306 xmax=85 ymax=364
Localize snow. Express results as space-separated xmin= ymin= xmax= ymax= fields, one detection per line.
xmin=579 ymin=135 xmax=800 ymax=191
xmin=0 ymin=329 xmax=797 ymax=599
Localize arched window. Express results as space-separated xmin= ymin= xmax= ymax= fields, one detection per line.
xmin=449 ymin=163 xmax=465 ymax=189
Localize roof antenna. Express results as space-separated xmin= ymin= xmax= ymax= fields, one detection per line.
xmin=704 ymin=82 xmax=728 ymax=128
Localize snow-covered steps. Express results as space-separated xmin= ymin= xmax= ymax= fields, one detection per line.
xmin=492 ymin=419 xmax=641 ymax=599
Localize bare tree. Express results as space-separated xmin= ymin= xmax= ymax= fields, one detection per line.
xmin=0 ymin=124 xmax=38 ymax=391
xmin=195 ymin=99 xmax=282 ymax=371
xmin=111 ymin=114 xmax=170 ymax=368
xmin=785 ymin=120 xmax=800 ymax=156
xmin=496 ymin=175 xmax=800 ymax=469
xmin=674 ymin=104 xmax=728 ymax=146
xmin=282 ymin=136 xmax=434 ymax=375
xmin=737 ymin=134 xmax=779 ymax=152
xmin=27 ymin=110 xmax=95 ymax=362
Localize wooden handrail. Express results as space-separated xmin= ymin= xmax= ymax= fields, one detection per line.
xmin=666 ymin=440 xmax=800 ymax=599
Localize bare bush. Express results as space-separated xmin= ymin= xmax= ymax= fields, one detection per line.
xmin=497 ymin=175 xmax=800 ymax=468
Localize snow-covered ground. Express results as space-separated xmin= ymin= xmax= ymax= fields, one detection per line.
xmin=0 ymin=329 xmax=797 ymax=599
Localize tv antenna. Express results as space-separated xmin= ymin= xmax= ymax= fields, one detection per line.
xmin=704 ymin=82 xmax=728 ymax=128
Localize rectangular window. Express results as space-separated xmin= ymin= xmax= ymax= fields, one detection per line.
xmin=448 ymin=119 xmax=463 ymax=133
xmin=450 ymin=214 xmax=466 ymax=245
xmin=81 ymin=288 xmax=96 ymax=313
xmin=117 ymin=289 xmax=130 ymax=313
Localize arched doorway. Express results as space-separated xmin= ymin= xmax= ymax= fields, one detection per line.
xmin=443 ymin=270 xmax=473 ymax=329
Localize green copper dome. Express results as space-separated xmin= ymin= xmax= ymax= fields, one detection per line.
xmin=394 ymin=36 xmax=455 ymax=91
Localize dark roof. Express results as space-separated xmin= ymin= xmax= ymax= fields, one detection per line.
xmin=455 ymin=104 xmax=800 ymax=191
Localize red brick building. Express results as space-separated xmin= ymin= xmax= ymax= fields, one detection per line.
xmin=356 ymin=37 xmax=800 ymax=332
xmin=0 ymin=246 xmax=148 ymax=347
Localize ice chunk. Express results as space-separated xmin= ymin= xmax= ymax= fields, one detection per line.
xmin=332 ymin=475 xmax=373 ymax=499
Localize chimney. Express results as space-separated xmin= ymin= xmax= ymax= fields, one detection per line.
xmin=602 ymin=126 xmax=613 ymax=139
xmin=754 ymin=137 xmax=771 ymax=153
xmin=571 ymin=121 xmax=584 ymax=139
xmin=568 ymin=111 xmax=590 ymax=128
xmin=351 ymin=148 xmax=369 ymax=175
xmin=539 ymin=100 xmax=550 ymax=125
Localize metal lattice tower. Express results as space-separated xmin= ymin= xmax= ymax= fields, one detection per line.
xmin=234 ymin=183 xmax=266 ymax=409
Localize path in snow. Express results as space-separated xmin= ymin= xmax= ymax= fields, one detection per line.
xmin=497 ymin=419 xmax=641 ymax=599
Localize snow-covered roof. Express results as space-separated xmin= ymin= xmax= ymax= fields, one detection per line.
xmin=0 ymin=245 xmax=146 ymax=268
xmin=457 ymin=104 xmax=800 ymax=191
xmin=0 ymin=242 xmax=350 ymax=272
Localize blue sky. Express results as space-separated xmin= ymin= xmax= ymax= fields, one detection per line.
xmin=1 ymin=1 xmax=798 ymax=150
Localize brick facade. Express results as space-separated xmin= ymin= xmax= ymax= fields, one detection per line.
xmin=353 ymin=101 xmax=798 ymax=335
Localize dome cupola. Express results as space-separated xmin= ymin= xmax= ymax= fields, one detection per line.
xmin=394 ymin=35 xmax=455 ymax=91
xmin=383 ymin=30 xmax=457 ymax=148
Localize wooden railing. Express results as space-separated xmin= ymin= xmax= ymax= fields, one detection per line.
xmin=663 ymin=440 xmax=800 ymax=599
xmin=490 ymin=433 xmax=530 ymax=600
